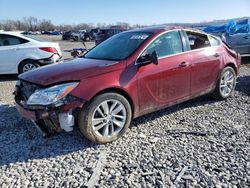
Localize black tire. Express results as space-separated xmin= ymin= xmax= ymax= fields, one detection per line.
xmin=78 ymin=92 xmax=132 ymax=144
xmin=18 ymin=60 xmax=39 ymax=74
xmin=73 ymin=36 xmax=78 ymax=41
xmin=85 ymin=36 xmax=90 ymax=42
xmin=211 ymin=66 xmax=236 ymax=100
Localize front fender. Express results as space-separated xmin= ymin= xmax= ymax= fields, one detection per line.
xmin=70 ymin=66 xmax=139 ymax=116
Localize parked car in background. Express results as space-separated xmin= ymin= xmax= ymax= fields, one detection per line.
xmin=70 ymin=30 xmax=86 ymax=41
xmin=80 ymin=31 xmax=92 ymax=41
xmin=203 ymin=19 xmax=250 ymax=56
xmin=222 ymin=32 xmax=250 ymax=56
xmin=95 ymin=27 xmax=126 ymax=45
xmin=80 ymin=29 xmax=100 ymax=41
xmin=62 ymin=31 xmax=74 ymax=40
xmin=50 ymin=31 xmax=61 ymax=35
xmin=0 ymin=31 xmax=62 ymax=74
xmin=15 ymin=26 xmax=240 ymax=144
xmin=90 ymin=28 xmax=100 ymax=38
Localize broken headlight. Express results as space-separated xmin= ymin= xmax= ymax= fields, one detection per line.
xmin=27 ymin=82 xmax=79 ymax=106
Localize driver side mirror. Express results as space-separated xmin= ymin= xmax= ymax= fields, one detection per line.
xmin=137 ymin=51 xmax=158 ymax=66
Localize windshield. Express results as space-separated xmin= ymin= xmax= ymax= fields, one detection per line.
xmin=85 ymin=32 xmax=151 ymax=61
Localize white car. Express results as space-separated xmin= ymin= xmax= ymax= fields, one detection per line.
xmin=0 ymin=31 xmax=62 ymax=74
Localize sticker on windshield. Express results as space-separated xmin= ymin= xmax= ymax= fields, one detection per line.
xmin=130 ymin=34 xmax=149 ymax=40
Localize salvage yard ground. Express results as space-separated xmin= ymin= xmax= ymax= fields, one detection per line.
xmin=0 ymin=35 xmax=249 ymax=187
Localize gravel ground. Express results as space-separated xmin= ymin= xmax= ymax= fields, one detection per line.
xmin=0 ymin=55 xmax=249 ymax=187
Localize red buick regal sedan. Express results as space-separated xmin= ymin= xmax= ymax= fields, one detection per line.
xmin=14 ymin=26 xmax=241 ymax=143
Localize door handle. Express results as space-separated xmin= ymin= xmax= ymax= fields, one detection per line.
xmin=214 ymin=53 xmax=220 ymax=57
xmin=244 ymin=36 xmax=249 ymax=39
xmin=179 ymin=61 xmax=189 ymax=67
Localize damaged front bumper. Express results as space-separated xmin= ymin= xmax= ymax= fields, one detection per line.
xmin=14 ymin=81 xmax=85 ymax=136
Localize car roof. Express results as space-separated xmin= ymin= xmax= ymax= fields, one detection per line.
xmin=0 ymin=31 xmax=43 ymax=42
xmin=0 ymin=31 xmax=24 ymax=36
xmin=127 ymin=25 xmax=206 ymax=34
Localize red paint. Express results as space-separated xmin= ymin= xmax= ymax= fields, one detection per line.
xmin=19 ymin=27 xmax=241 ymax=118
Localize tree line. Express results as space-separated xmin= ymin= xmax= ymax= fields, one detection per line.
xmin=1 ymin=16 xmax=248 ymax=32
xmin=0 ymin=17 xmax=139 ymax=31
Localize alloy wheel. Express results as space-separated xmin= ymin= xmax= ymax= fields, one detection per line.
xmin=23 ymin=63 xmax=37 ymax=72
xmin=92 ymin=99 xmax=126 ymax=138
xmin=220 ymin=69 xmax=235 ymax=97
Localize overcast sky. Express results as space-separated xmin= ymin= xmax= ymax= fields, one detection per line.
xmin=0 ymin=0 xmax=249 ymax=25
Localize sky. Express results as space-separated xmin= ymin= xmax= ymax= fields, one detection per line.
xmin=0 ymin=0 xmax=249 ymax=25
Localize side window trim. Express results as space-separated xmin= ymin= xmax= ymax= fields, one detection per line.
xmin=180 ymin=30 xmax=191 ymax=51
xmin=135 ymin=29 xmax=192 ymax=65
xmin=141 ymin=30 xmax=184 ymax=59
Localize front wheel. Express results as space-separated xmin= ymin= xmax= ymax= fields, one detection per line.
xmin=78 ymin=93 xmax=132 ymax=144
xmin=211 ymin=66 xmax=236 ymax=99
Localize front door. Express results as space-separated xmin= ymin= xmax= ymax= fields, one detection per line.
xmin=137 ymin=30 xmax=191 ymax=114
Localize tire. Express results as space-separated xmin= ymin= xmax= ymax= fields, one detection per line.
xmin=85 ymin=36 xmax=90 ymax=42
xmin=78 ymin=92 xmax=132 ymax=144
xmin=74 ymin=36 xmax=78 ymax=41
xmin=18 ymin=60 xmax=39 ymax=74
xmin=211 ymin=66 xmax=236 ymax=99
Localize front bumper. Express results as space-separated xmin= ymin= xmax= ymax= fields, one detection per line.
xmin=16 ymin=101 xmax=37 ymax=120
xmin=14 ymin=81 xmax=85 ymax=135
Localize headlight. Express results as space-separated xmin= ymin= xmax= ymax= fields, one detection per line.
xmin=27 ymin=82 xmax=79 ymax=106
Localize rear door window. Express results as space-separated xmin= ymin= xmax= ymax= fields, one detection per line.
xmin=144 ymin=31 xmax=184 ymax=58
xmin=209 ymin=36 xmax=221 ymax=46
xmin=0 ymin=34 xmax=28 ymax=46
xmin=185 ymin=31 xmax=211 ymax=50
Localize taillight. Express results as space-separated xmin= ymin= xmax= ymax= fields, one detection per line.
xmin=39 ymin=47 xmax=58 ymax=54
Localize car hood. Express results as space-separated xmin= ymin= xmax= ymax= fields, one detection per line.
xmin=19 ymin=58 xmax=124 ymax=86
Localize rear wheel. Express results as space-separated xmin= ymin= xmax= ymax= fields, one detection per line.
xmin=211 ymin=66 xmax=236 ymax=99
xmin=18 ymin=60 xmax=39 ymax=74
xmin=78 ymin=93 xmax=132 ymax=144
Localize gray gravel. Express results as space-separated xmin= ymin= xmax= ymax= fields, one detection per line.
xmin=0 ymin=62 xmax=249 ymax=187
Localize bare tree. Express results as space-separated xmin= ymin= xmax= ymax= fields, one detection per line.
xmin=23 ymin=17 xmax=38 ymax=31
xmin=0 ymin=17 xmax=135 ymax=32
xmin=39 ymin=19 xmax=54 ymax=31
xmin=3 ymin=20 xmax=17 ymax=31
xmin=0 ymin=22 xmax=3 ymax=30
xmin=116 ymin=22 xmax=130 ymax=29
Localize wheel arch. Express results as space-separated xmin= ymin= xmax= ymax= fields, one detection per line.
xmin=89 ymin=87 xmax=135 ymax=117
xmin=17 ymin=59 xmax=38 ymax=73
xmin=224 ymin=62 xmax=238 ymax=75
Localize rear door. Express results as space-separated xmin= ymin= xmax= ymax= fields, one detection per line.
xmin=0 ymin=34 xmax=29 ymax=74
xmin=183 ymin=31 xmax=222 ymax=95
xmin=137 ymin=30 xmax=191 ymax=113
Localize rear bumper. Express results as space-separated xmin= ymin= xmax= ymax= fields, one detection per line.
xmin=38 ymin=54 xmax=62 ymax=65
